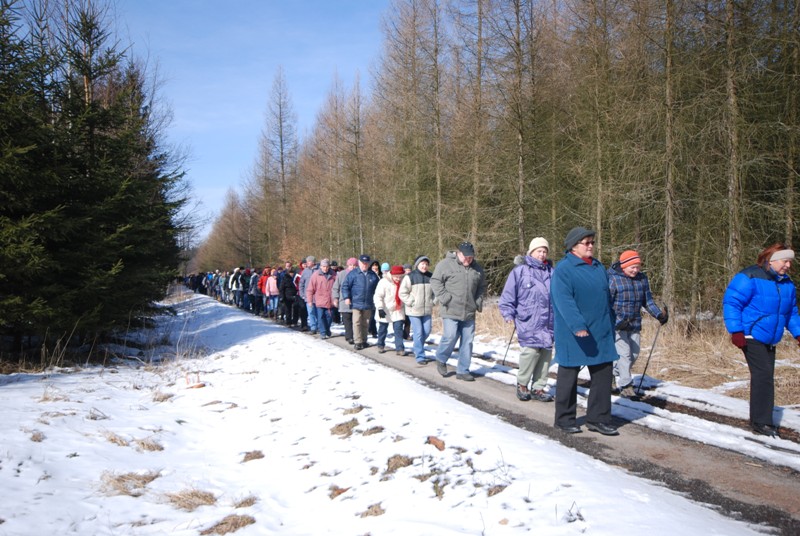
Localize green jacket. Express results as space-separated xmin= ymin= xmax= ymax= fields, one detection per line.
xmin=431 ymin=251 xmax=487 ymax=321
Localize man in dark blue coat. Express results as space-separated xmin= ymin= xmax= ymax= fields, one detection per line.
xmin=342 ymin=254 xmax=380 ymax=350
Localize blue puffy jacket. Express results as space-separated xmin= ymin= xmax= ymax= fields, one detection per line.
xmin=341 ymin=268 xmax=380 ymax=310
xmin=723 ymin=265 xmax=800 ymax=345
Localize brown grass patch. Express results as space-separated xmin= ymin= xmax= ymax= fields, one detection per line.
xmin=30 ymin=430 xmax=46 ymax=442
xmin=165 ymin=488 xmax=217 ymax=511
xmin=328 ymin=485 xmax=350 ymax=499
xmin=135 ymin=438 xmax=164 ymax=452
xmin=152 ymin=391 xmax=175 ymax=403
xmin=38 ymin=387 xmax=69 ymax=402
xmin=199 ymin=514 xmax=256 ymax=535
xmin=100 ymin=470 xmax=160 ymax=497
xmin=363 ymin=426 xmax=384 ymax=436
xmin=330 ymin=418 xmax=358 ymax=438
xmin=242 ymin=450 xmax=265 ymax=463
xmin=359 ymin=503 xmax=385 ymax=517
xmin=234 ymin=495 xmax=258 ymax=508
xmin=104 ymin=431 xmax=130 ymax=447
xmin=385 ymin=454 xmax=413 ymax=475
xmin=487 ymin=484 xmax=507 ymax=497
xmin=343 ymin=405 xmax=365 ymax=415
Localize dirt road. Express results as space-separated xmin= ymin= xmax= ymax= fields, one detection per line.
xmin=324 ymin=335 xmax=800 ymax=535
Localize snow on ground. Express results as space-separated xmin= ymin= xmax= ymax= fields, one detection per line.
xmin=0 ymin=291 xmax=793 ymax=535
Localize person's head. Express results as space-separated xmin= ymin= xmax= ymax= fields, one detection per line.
xmin=320 ymin=258 xmax=331 ymax=272
xmin=284 ymin=261 xmax=292 ymax=270
xmin=414 ymin=255 xmax=430 ymax=273
xmin=758 ymin=243 xmax=794 ymax=276
xmin=457 ymin=241 xmax=475 ymax=267
xmin=347 ymin=257 xmax=358 ymax=270
xmin=527 ymin=237 xmax=549 ymax=262
xmin=358 ymin=254 xmax=371 ymax=271
xmin=306 ymin=255 xmax=316 ymax=267
xmin=371 ymin=261 xmax=381 ymax=273
xmin=619 ymin=250 xmax=641 ymax=277
xmin=403 ymin=263 xmax=412 ymax=274
xmin=564 ymin=227 xmax=596 ymax=257
xmin=381 ymin=262 xmax=390 ymax=273
xmin=389 ymin=265 xmax=404 ymax=283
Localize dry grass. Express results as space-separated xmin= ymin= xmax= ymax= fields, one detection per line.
xmin=472 ymin=304 xmax=800 ymax=405
xmin=330 ymin=418 xmax=358 ymax=438
xmin=241 ymin=450 xmax=264 ymax=463
xmin=29 ymin=430 xmax=46 ymax=442
xmin=233 ymin=495 xmax=258 ymax=508
xmin=104 ymin=431 xmax=130 ymax=447
xmin=100 ymin=470 xmax=160 ymax=497
xmin=359 ymin=503 xmax=386 ymax=517
xmin=134 ymin=437 xmax=164 ymax=452
xmin=151 ymin=391 xmax=175 ymax=403
xmin=199 ymin=514 xmax=256 ymax=535
xmin=165 ymin=488 xmax=217 ymax=511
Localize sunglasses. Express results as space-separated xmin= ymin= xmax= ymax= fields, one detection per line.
xmin=579 ymin=240 xmax=595 ymax=246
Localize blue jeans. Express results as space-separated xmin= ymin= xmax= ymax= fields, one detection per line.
xmin=316 ymin=308 xmax=332 ymax=336
xmin=409 ymin=315 xmax=432 ymax=362
xmin=377 ymin=320 xmax=405 ymax=351
xmin=435 ymin=318 xmax=475 ymax=375
xmin=306 ymin=303 xmax=318 ymax=331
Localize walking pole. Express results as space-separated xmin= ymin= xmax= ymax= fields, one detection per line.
xmin=635 ymin=320 xmax=663 ymax=396
xmin=501 ymin=326 xmax=516 ymax=366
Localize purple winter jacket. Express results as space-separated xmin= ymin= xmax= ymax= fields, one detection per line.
xmin=498 ymin=256 xmax=554 ymax=348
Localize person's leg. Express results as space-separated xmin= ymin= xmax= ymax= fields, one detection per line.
xmin=410 ymin=316 xmax=424 ymax=360
xmin=392 ymin=320 xmax=405 ymax=352
xmin=585 ymin=362 xmax=614 ymax=425
xmin=307 ymin=303 xmax=318 ymax=332
xmin=320 ymin=308 xmax=332 ymax=337
xmin=743 ymin=340 xmax=776 ymax=426
xmin=455 ymin=319 xmax=475 ymax=375
xmin=342 ymin=312 xmax=353 ymax=342
xmin=297 ymin=298 xmax=308 ymax=329
xmin=530 ymin=348 xmax=553 ymax=391
xmin=377 ymin=321 xmax=388 ymax=349
xmin=554 ymin=365 xmax=579 ymax=428
xmin=435 ymin=318 xmax=459 ymax=364
xmin=517 ymin=346 xmax=535 ymax=388
xmin=614 ymin=331 xmax=634 ymax=388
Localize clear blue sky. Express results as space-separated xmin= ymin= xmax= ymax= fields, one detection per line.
xmin=115 ymin=1 xmax=390 ymax=236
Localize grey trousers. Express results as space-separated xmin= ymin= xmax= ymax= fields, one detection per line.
xmin=613 ymin=330 xmax=640 ymax=388
xmin=517 ymin=347 xmax=553 ymax=391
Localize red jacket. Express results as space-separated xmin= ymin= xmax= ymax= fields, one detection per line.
xmin=307 ymin=269 xmax=337 ymax=309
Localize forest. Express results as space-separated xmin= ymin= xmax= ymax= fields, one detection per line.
xmin=195 ymin=0 xmax=799 ymax=328
xmin=0 ymin=0 xmax=187 ymax=353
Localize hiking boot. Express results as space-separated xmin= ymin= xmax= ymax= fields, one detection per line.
xmin=436 ymin=360 xmax=448 ymax=377
xmin=354 ymin=343 xmax=364 ymax=350
xmin=396 ymin=350 xmax=406 ymax=356
xmin=532 ymin=390 xmax=554 ymax=402
xmin=586 ymin=422 xmax=620 ymax=436
xmin=377 ymin=346 xmax=386 ymax=353
xmin=416 ymin=360 xmax=428 ymax=366
xmin=516 ymin=384 xmax=532 ymax=401
xmin=456 ymin=373 xmax=475 ymax=382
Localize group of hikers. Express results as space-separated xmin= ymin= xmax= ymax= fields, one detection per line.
xmin=185 ymin=226 xmax=800 ymax=439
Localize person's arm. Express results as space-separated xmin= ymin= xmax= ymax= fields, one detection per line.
xmin=550 ymin=264 xmax=589 ymax=336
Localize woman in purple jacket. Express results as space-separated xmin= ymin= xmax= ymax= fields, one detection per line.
xmin=499 ymin=237 xmax=555 ymax=402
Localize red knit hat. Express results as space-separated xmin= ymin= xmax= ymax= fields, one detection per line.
xmin=619 ymin=250 xmax=641 ymax=269
xmin=389 ymin=265 xmax=405 ymax=275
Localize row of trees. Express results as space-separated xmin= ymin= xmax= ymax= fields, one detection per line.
xmin=0 ymin=0 xmax=188 ymax=353
xmin=195 ymin=0 xmax=799 ymax=330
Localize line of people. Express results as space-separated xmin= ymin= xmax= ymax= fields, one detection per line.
xmin=185 ymin=228 xmax=799 ymax=439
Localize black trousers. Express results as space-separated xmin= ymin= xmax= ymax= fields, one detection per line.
xmin=743 ymin=340 xmax=776 ymax=426
xmin=554 ymin=361 xmax=613 ymax=428
xmin=296 ymin=296 xmax=308 ymax=328
xmin=341 ymin=312 xmax=353 ymax=342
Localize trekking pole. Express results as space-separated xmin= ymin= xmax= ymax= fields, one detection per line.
xmin=501 ymin=325 xmax=516 ymax=366
xmin=635 ymin=319 xmax=663 ymax=396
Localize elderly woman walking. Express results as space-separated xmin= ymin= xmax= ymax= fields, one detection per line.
xmin=723 ymin=244 xmax=800 ymax=438
xmin=499 ymin=237 xmax=555 ymax=402
xmin=550 ymin=227 xmax=619 ymax=436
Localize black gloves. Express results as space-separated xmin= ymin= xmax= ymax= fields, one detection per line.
xmin=657 ymin=306 xmax=669 ymax=325
xmin=378 ymin=309 xmax=386 ymax=319
xmin=616 ymin=319 xmax=632 ymax=331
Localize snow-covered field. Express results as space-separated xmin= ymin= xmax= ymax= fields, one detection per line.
xmin=0 ymin=290 xmax=795 ymax=535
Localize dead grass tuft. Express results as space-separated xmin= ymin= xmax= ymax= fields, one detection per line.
xmin=30 ymin=430 xmax=46 ymax=442
xmin=165 ymin=488 xmax=217 ymax=511
xmin=359 ymin=503 xmax=385 ymax=517
xmin=199 ymin=514 xmax=256 ymax=535
xmin=135 ymin=438 xmax=164 ymax=452
xmin=152 ymin=391 xmax=175 ymax=403
xmin=234 ymin=495 xmax=258 ymax=508
xmin=330 ymin=418 xmax=358 ymax=438
xmin=328 ymin=485 xmax=350 ymax=499
xmin=487 ymin=484 xmax=507 ymax=497
xmin=385 ymin=454 xmax=414 ymax=475
xmin=242 ymin=450 xmax=264 ymax=463
xmin=363 ymin=426 xmax=384 ymax=436
xmin=343 ymin=405 xmax=365 ymax=415
xmin=38 ymin=387 xmax=69 ymax=402
xmin=100 ymin=470 xmax=160 ymax=497
xmin=104 ymin=431 xmax=129 ymax=447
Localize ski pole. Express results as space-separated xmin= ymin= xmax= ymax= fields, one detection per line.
xmin=501 ymin=325 xmax=516 ymax=366
xmin=636 ymin=320 xmax=663 ymax=396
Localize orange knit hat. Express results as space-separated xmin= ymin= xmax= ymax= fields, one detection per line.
xmin=619 ymin=250 xmax=641 ymax=269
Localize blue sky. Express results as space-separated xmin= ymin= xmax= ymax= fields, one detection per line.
xmin=115 ymin=1 xmax=390 ymax=236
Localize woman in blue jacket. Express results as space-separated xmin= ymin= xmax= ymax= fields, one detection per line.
xmin=723 ymin=244 xmax=800 ymax=438
xmin=550 ymin=227 xmax=619 ymax=436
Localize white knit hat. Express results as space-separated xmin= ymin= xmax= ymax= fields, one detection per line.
xmin=527 ymin=237 xmax=550 ymax=255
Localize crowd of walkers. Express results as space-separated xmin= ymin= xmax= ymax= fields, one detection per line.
xmin=184 ymin=228 xmax=800 ymax=439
